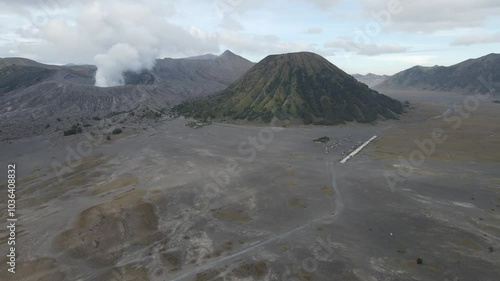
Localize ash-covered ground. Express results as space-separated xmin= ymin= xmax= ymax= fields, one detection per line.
xmin=0 ymin=91 xmax=499 ymax=281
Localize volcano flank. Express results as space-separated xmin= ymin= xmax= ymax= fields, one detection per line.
xmin=177 ymin=51 xmax=403 ymax=125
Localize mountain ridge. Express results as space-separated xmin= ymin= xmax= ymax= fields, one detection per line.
xmin=177 ymin=51 xmax=403 ymax=125
xmin=352 ymin=73 xmax=389 ymax=88
xmin=375 ymin=53 xmax=500 ymax=92
xmin=0 ymin=50 xmax=255 ymax=139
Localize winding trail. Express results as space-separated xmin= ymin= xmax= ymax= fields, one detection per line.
xmin=169 ymin=155 xmax=344 ymax=281
xmin=326 ymin=156 xmax=344 ymax=215
xmin=169 ymin=214 xmax=333 ymax=281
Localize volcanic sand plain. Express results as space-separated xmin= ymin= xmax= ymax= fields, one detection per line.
xmin=0 ymin=90 xmax=499 ymax=281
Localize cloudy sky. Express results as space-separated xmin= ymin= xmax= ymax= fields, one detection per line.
xmin=0 ymin=0 xmax=499 ymax=76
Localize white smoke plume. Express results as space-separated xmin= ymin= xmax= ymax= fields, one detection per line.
xmin=94 ymin=43 xmax=157 ymax=87
xmin=89 ymin=1 xmax=161 ymax=87
xmin=63 ymin=0 xmax=218 ymax=87
xmin=9 ymin=0 xmax=304 ymax=85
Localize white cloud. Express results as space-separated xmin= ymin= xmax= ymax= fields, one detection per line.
xmin=0 ymin=0 xmax=498 ymax=77
xmin=357 ymin=44 xmax=407 ymax=56
xmin=304 ymin=27 xmax=323 ymax=34
xmin=304 ymin=0 xmax=343 ymax=9
xmin=325 ymin=38 xmax=408 ymax=56
xmin=211 ymin=0 xmax=265 ymax=16
xmin=12 ymin=0 xmax=220 ymax=86
xmin=370 ymin=54 xmax=436 ymax=65
xmin=451 ymin=31 xmax=500 ymax=46
xmin=218 ymin=14 xmax=244 ymax=31
xmin=359 ymin=0 xmax=500 ymax=33
xmin=218 ymin=32 xmax=333 ymax=59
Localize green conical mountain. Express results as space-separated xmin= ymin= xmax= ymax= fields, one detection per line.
xmin=177 ymin=52 xmax=403 ymax=124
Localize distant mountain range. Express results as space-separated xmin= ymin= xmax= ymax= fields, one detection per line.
xmin=1 ymin=51 xmax=498 ymax=139
xmin=177 ymin=52 xmax=403 ymax=125
xmin=0 ymin=50 xmax=254 ymax=121
xmin=352 ymin=73 xmax=389 ymax=88
xmin=375 ymin=53 xmax=500 ymax=92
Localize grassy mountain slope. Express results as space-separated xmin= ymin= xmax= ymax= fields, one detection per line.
xmin=177 ymin=52 xmax=403 ymax=125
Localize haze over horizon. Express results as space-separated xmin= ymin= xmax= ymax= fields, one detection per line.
xmin=1 ymin=0 xmax=499 ymax=84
